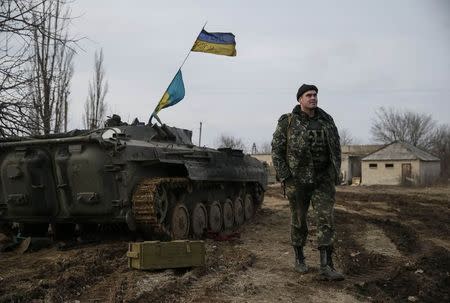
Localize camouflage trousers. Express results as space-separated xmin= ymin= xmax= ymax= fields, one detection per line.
xmin=285 ymin=170 xmax=336 ymax=248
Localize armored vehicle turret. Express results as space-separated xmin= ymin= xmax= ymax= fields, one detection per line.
xmin=0 ymin=117 xmax=267 ymax=239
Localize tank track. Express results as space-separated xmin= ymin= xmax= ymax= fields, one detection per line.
xmin=131 ymin=177 xmax=189 ymax=239
xmin=132 ymin=177 xmax=264 ymax=240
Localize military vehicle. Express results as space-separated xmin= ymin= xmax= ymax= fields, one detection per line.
xmin=0 ymin=116 xmax=267 ymax=240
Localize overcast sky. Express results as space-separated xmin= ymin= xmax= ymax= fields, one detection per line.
xmin=68 ymin=0 xmax=450 ymax=149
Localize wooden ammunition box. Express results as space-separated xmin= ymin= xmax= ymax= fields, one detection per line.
xmin=127 ymin=240 xmax=206 ymax=270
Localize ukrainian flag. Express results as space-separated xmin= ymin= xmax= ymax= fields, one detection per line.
xmin=191 ymin=29 xmax=236 ymax=57
xmin=153 ymin=70 xmax=185 ymax=114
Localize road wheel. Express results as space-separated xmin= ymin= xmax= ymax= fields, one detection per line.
xmin=244 ymin=194 xmax=255 ymax=220
xmin=234 ymin=197 xmax=245 ymax=226
xmin=208 ymin=201 xmax=222 ymax=233
xmin=191 ymin=203 xmax=207 ymax=238
xmin=170 ymin=204 xmax=190 ymax=239
xmin=254 ymin=185 xmax=264 ymax=207
xmin=154 ymin=185 xmax=169 ymax=223
xmin=222 ymin=199 xmax=234 ymax=230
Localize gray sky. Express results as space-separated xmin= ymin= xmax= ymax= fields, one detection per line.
xmin=69 ymin=0 xmax=450 ymax=148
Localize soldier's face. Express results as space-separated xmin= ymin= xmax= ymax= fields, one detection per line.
xmin=299 ymin=90 xmax=318 ymax=109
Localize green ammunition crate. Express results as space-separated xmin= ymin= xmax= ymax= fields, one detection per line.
xmin=127 ymin=240 xmax=206 ymax=270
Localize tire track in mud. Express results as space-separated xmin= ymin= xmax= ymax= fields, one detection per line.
xmin=0 ymin=185 xmax=448 ymax=302
xmin=335 ymin=187 xmax=450 ymax=302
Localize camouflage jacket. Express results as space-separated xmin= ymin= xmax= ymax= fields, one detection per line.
xmin=271 ymin=105 xmax=341 ymax=185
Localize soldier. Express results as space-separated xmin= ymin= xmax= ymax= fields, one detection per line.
xmin=271 ymin=84 xmax=344 ymax=281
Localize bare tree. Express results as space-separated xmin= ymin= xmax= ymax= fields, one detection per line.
xmin=83 ymin=49 xmax=108 ymax=129
xmin=1 ymin=0 xmax=77 ymax=136
xmin=216 ymin=134 xmax=246 ymax=151
xmin=0 ymin=100 xmax=32 ymax=136
xmin=0 ymin=0 xmax=44 ymax=136
xmin=0 ymin=1 xmax=44 ymax=33
xmin=53 ymin=37 xmax=73 ymax=132
xmin=430 ymin=124 xmax=450 ymax=178
xmin=259 ymin=141 xmax=272 ymax=153
xmin=28 ymin=0 xmax=76 ymax=135
xmin=370 ymin=107 xmax=435 ymax=149
xmin=339 ymin=128 xmax=355 ymax=146
xmin=0 ymin=1 xmax=41 ymax=90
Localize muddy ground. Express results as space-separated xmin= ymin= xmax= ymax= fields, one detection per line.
xmin=0 ymin=185 xmax=449 ymax=303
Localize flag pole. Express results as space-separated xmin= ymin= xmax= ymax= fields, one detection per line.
xmin=149 ymin=21 xmax=208 ymax=125
xmin=179 ymin=20 xmax=208 ymax=70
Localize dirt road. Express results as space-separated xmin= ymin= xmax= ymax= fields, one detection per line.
xmin=0 ymin=185 xmax=449 ymax=303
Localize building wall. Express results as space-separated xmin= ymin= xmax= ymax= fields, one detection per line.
xmin=341 ymin=155 xmax=363 ymax=184
xmin=340 ymin=145 xmax=382 ymax=184
xmin=350 ymin=156 xmax=362 ymax=179
xmin=252 ymin=149 xmax=439 ymax=186
xmin=419 ymin=161 xmax=441 ymax=185
xmin=362 ymin=160 xmax=420 ymax=185
xmin=341 ymin=154 xmax=350 ymax=183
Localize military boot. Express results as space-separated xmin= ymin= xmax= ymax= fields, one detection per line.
xmin=293 ymin=246 xmax=309 ymax=274
xmin=318 ymin=246 xmax=344 ymax=281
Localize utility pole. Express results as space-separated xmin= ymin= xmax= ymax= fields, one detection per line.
xmin=198 ymin=122 xmax=203 ymax=146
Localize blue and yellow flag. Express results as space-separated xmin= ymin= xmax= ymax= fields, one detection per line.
xmin=153 ymin=70 xmax=185 ymax=115
xmin=191 ymin=29 xmax=236 ymax=56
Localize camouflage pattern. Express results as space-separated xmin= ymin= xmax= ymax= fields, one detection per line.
xmin=271 ymin=105 xmax=341 ymax=184
xmin=271 ymin=105 xmax=340 ymax=247
xmin=285 ymin=170 xmax=336 ymax=247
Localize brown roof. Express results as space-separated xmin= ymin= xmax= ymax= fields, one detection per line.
xmin=362 ymin=141 xmax=440 ymax=162
xmin=341 ymin=144 xmax=383 ymax=156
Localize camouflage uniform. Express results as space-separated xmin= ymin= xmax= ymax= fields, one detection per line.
xmin=271 ymin=105 xmax=341 ymax=248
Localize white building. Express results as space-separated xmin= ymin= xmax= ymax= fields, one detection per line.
xmin=361 ymin=141 xmax=440 ymax=185
xmin=341 ymin=145 xmax=382 ymax=184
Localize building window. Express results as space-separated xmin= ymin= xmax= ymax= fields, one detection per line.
xmin=369 ymin=163 xmax=377 ymax=169
xmin=385 ymin=163 xmax=394 ymax=168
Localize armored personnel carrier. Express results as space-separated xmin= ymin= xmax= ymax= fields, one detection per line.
xmin=0 ymin=116 xmax=267 ymax=240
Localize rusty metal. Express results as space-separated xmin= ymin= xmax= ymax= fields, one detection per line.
xmin=131 ymin=177 xmax=189 ymax=239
